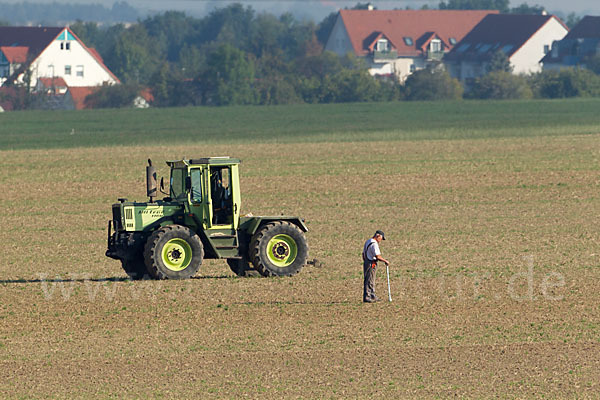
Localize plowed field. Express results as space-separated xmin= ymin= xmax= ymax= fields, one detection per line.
xmin=1 ymin=107 xmax=600 ymax=397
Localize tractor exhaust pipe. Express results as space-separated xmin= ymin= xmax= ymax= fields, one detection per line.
xmin=146 ymin=159 xmax=157 ymax=202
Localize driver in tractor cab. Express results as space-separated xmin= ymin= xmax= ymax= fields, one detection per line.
xmin=211 ymin=170 xmax=231 ymax=224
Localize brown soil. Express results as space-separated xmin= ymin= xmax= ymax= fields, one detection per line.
xmin=1 ymin=135 xmax=599 ymax=398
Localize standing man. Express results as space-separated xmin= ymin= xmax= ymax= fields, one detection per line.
xmin=362 ymin=230 xmax=390 ymax=303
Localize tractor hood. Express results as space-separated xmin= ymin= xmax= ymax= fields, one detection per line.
xmin=112 ymin=200 xmax=184 ymax=232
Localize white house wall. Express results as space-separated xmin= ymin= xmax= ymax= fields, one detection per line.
xmin=324 ymin=15 xmax=355 ymax=56
xmin=368 ymin=62 xmax=394 ymax=76
xmin=394 ymin=58 xmax=421 ymax=82
xmin=511 ymin=18 xmax=568 ymax=75
xmin=28 ymin=30 xmax=117 ymax=88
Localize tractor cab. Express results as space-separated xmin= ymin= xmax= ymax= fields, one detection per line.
xmin=167 ymin=157 xmax=241 ymax=231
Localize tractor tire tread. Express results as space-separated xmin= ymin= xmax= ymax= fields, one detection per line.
xmin=144 ymin=225 xmax=203 ymax=280
xmin=249 ymin=221 xmax=308 ymax=277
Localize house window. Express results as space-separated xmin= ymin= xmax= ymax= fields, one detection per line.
xmin=449 ymin=37 xmax=457 ymax=45
xmin=377 ymin=39 xmax=389 ymax=52
xmin=430 ymin=39 xmax=442 ymax=52
xmin=403 ymin=37 xmax=413 ymax=46
xmin=65 ymin=65 xmax=71 ymax=75
xmin=76 ymin=65 xmax=84 ymax=77
xmin=457 ymin=43 xmax=470 ymax=53
xmin=66 ymin=42 xmax=70 ymax=50
xmin=410 ymin=64 xmax=416 ymax=72
xmin=478 ymin=44 xmax=492 ymax=53
xmin=60 ymin=42 xmax=64 ymax=50
xmin=544 ymin=44 xmax=550 ymax=54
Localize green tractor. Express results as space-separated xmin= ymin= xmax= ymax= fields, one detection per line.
xmin=106 ymin=157 xmax=309 ymax=279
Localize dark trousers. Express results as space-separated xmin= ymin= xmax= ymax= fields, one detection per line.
xmin=363 ymin=259 xmax=377 ymax=300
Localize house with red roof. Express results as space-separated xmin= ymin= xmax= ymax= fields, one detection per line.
xmin=444 ymin=13 xmax=568 ymax=81
xmin=0 ymin=26 xmax=119 ymax=91
xmin=541 ymin=16 xmax=600 ymax=71
xmin=324 ymin=8 xmax=495 ymax=81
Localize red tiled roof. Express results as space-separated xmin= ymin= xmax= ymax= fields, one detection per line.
xmin=563 ymin=16 xmax=600 ymax=39
xmin=339 ymin=9 xmax=497 ymax=57
xmin=446 ymin=14 xmax=567 ymax=61
xmin=0 ymin=46 xmax=29 ymax=63
xmin=139 ymin=88 xmax=154 ymax=103
xmin=68 ymin=86 xmax=99 ymax=110
xmin=38 ymin=77 xmax=67 ymax=88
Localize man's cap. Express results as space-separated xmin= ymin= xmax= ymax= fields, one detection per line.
xmin=375 ymin=230 xmax=386 ymax=240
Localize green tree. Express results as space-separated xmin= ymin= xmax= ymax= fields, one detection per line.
xmin=70 ymin=21 xmax=100 ymax=45
xmin=565 ymin=13 xmax=581 ymax=29
xmin=486 ymin=50 xmax=513 ymax=73
xmin=403 ymin=68 xmax=464 ymax=101
xmin=142 ymin=11 xmax=199 ymax=63
xmin=200 ymin=4 xmax=255 ymax=50
xmin=510 ymin=3 xmax=545 ymax=14
xmin=107 ymin=24 xmax=158 ymax=84
xmin=529 ymin=68 xmax=600 ymax=98
xmin=84 ymin=84 xmax=139 ymax=108
xmin=439 ymin=0 xmax=509 ymax=12
xmin=584 ymin=54 xmax=600 ymax=75
xmin=468 ymin=71 xmax=532 ymax=99
xmin=321 ymin=69 xmax=380 ymax=103
xmin=293 ymin=50 xmax=343 ymax=79
xmin=179 ymin=44 xmax=204 ymax=79
xmin=200 ymin=44 xmax=255 ymax=106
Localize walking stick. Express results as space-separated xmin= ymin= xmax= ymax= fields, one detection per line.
xmin=386 ymin=264 xmax=392 ymax=302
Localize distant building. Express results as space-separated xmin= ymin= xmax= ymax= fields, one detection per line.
xmin=0 ymin=26 xmax=119 ymax=89
xmin=444 ymin=14 xmax=569 ymax=81
xmin=324 ymin=9 xmax=495 ymax=81
xmin=541 ymin=16 xmax=600 ymax=71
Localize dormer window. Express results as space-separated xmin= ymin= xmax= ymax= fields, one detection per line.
xmin=430 ymin=39 xmax=442 ymax=52
xmin=377 ymin=38 xmax=389 ymax=52
xmin=403 ymin=37 xmax=413 ymax=46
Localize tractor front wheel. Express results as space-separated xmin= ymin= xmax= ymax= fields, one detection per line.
xmin=144 ymin=225 xmax=204 ymax=279
xmin=120 ymin=255 xmax=148 ymax=280
xmin=249 ymin=221 xmax=308 ymax=277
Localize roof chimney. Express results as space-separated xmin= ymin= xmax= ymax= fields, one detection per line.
xmin=367 ymin=3 xmax=374 ymax=11
xmin=541 ymin=9 xmax=548 ymax=16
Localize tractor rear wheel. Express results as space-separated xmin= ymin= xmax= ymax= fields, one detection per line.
xmin=227 ymin=257 xmax=260 ymax=277
xmin=120 ymin=255 xmax=148 ymax=280
xmin=144 ymin=225 xmax=204 ymax=280
xmin=249 ymin=221 xmax=308 ymax=277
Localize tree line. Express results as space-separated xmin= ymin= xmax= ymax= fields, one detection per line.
xmin=1 ymin=2 xmax=597 ymax=109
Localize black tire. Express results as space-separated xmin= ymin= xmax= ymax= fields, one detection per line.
xmin=144 ymin=225 xmax=204 ymax=280
xmin=227 ymin=257 xmax=260 ymax=277
xmin=120 ymin=256 xmax=148 ymax=280
xmin=249 ymin=221 xmax=308 ymax=277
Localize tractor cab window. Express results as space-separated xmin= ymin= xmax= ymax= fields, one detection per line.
xmin=190 ymin=168 xmax=202 ymax=203
xmin=170 ymin=168 xmax=186 ymax=200
xmin=210 ymin=166 xmax=232 ymax=225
